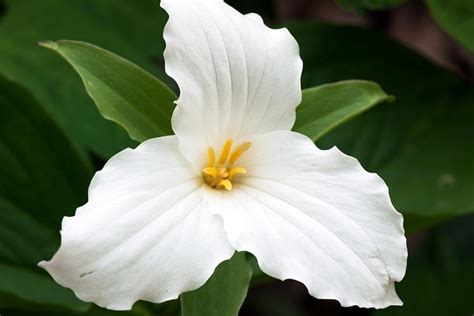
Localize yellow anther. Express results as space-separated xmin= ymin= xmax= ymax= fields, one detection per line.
xmin=228 ymin=167 xmax=247 ymax=181
xmin=203 ymin=139 xmax=251 ymax=191
xmin=207 ymin=147 xmax=215 ymax=167
xmin=203 ymin=167 xmax=218 ymax=178
xmin=229 ymin=142 xmax=252 ymax=164
xmin=216 ymin=179 xmax=233 ymax=191
xmin=218 ymin=139 xmax=233 ymax=165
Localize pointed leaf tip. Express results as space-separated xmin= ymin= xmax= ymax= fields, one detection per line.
xmin=38 ymin=40 xmax=57 ymax=49
xmin=294 ymin=80 xmax=395 ymax=141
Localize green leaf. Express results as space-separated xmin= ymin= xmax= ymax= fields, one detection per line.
xmin=337 ymin=0 xmax=407 ymax=11
xmin=181 ymin=253 xmax=252 ymax=316
xmin=426 ymin=0 xmax=474 ymax=55
xmin=0 ymin=74 xmax=92 ymax=311
xmin=288 ymin=22 xmax=474 ymax=230
xmin=41 ymin=40 xmax=176 ymax=142
xmin=0 ymin=263 xmax=88 ymax=313
xmin=0 ymin=0 xmax=173 ymax=158
xmin=0 ymin=75 xmax=92 ymax=230
xmin=294 ymin=80 xmax=394 ymax=141
xmin=0 ymin=198 xmax=56 ymax=268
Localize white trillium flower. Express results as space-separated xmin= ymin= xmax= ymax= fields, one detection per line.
xmin=40 ymin=0 xmax=407 ymax=311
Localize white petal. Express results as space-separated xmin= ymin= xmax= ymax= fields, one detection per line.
xmin=39 ymin=136 xmax=234 ymax=310
xmin=161 ymin=0 xmax=303 ymax=169
xmin=205 ymin=131 xmax=407 ymax=308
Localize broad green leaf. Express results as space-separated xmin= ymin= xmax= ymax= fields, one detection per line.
xmin=426 ymin=0 xmax=474 ymax=55
xmin=294 ymin=80 xmax=394 ymax=141
xmin=0 ymin=74 xmax=92 ymax=311
xmin=0 ymin=75 xmax=92 ymax=229
xmin=288 ymin=22 xmax=474 ymax=230
xmin=181 ymin=253 xmax=252 ymax=316
xmin=0 ymin=198 xmax=56 ymax=268
xmin=337 ymin=0 xmax=407 ymax=11
xmin=41 ymin=40 xmax=176 ymax=142
xmin=0 ymin=0 xmax=172 ymax=158
xmin=0 ymin=263 xmax=88 ymax=313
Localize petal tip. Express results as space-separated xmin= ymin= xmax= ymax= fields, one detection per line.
xmin=37 ymin=260 xmax=48 ymax=269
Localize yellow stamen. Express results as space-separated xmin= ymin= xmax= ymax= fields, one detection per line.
xmin=203 ymin=139 xmax=252 ymax=191
xmin=203 ymin=167 xmax=218 ymax=178
xmin=216 ymin=179 xmax=233 ymax=191
xmin=228 ymin=167 xmax=247 ymax=181
xmin=207 ymin=147 xmax=215 ymax=167
xmin=229 ymin=142 xmax=252 ymax=165
xmin=218 ymin=139 xmax=233 ymax=165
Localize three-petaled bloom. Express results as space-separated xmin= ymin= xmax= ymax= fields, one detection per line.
xmin=40 ymin=0 xmax=407 ymax=311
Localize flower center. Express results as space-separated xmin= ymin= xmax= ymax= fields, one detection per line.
xmin=202 ymin=139 xmax=252 ymax=191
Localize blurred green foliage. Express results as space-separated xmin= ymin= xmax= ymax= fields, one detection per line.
xmin=0 ymin=0 xmax=171 ymax=158
xmin=0 ymin=0 xmax=473 ymax=315
xmin=0 ymin=75 xmax=91 ymax=312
